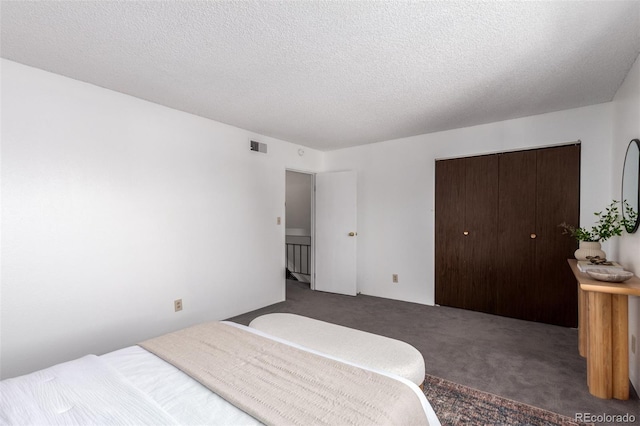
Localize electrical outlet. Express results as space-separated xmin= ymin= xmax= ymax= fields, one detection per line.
xmin=632 ymin=335 xmax=637 ymax=354
xmin=392 ymin=274 xmax=398 ymax=283
xmin=174 ymin=299 xmax=183 ymax=312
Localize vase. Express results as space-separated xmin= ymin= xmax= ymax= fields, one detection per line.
xmin=574 ymin=241 xmax=606 ymax=261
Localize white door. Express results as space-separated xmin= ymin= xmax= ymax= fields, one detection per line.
xmin=315 ymin=171 xmax=357 ymax=296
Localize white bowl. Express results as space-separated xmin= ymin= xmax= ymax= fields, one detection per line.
xmin=586 ymin=269 xmax=633 ymax=283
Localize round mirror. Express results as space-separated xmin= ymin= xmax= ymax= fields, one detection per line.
xmin=622 ymin=138 xmax=639 ymax=233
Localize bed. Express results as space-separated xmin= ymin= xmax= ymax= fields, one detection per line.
xmin=0 ymin=321 xmax=440 ymax=425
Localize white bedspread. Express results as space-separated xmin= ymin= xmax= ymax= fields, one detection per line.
xmin=0 ymin=355 xmax=177 ymax=425
xmin=1 ymin=322 xmax=440 ymax=426
xmin=101 ymin=345 xmax=262 ymax=425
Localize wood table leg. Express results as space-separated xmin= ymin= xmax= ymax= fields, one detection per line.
xmin=578 ymin=283 xmax=588 ymax=358
xmin=611 ymin=294 xmax=629 ymax=400
xmin=587 ymin=291 xmax=612 ymax=399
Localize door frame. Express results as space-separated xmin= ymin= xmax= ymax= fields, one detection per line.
xmin=285 ymin=168 xmax=316 ymax=290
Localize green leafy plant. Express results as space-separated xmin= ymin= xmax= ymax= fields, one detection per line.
xmin=623 ymin=199 xmax=638 ymax=229
xmin=559 ymin=200 xmax=632 ymax=242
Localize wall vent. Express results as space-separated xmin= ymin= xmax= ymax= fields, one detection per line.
xmin=250 ymin=140 xmax=268 ymax=153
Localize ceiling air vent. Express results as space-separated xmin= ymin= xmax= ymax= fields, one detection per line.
xmin=250 ymin=140 xmax=267 ymax=153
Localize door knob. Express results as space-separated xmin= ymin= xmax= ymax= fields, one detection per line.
xmin=463 ymin=231 xmax=469 ymax=236
xmin=530 ymin=233 xmax=537 ymax=239
xmin=348 ymin=232 xmax=357 ymax=236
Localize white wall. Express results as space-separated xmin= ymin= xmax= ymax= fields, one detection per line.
xmin=2 ymin=54 xmax=635 ymax=385
xmin=610 ymin=53 xmax=640 ymax=392
xmin=324 ymin=103 xmax=613 ymax=305
xmin=0 ymin=59 xmax=323 ymax=379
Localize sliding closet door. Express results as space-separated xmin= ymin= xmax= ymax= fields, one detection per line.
xmin=496 ymin=150 xmax=538 ymax=321
xmin=435 ymin=155 xmax=498 ymax=313
xmin=435 ymin=158 xmax=467 ymax=308
xmin=496 ymin=145 xmax=580 ymax=326
xmin=534 ymin=145 xmax=580 ymax=327
xmin=462 ymin=155 xmax=499 ymax=313
xmin=436 ymin=145 xmax=579 ymax=326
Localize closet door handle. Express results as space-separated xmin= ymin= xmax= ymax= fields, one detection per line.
xmin=530 ymin=233 xmax=537 ymax=239
xmin=463 ymin=231 xmax=469 ymax=236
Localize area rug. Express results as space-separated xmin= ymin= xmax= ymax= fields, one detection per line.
xmin=422 ymin=374 xmax=590 ymax=426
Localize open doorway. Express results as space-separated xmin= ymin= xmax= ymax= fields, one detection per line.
xmin=285 ymin=170 xmax=314 ymax=289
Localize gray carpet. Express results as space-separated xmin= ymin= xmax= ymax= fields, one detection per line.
xmin=227 ymin=280 xmax=639 ymax=422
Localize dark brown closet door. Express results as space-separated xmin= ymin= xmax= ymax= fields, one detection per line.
xmin=435 ymin=158 xmax=467 ymax=308
xmin=462 ymin=155 xmax=499 ymax=313
xmin=436 ymin=145 xmax=579 ymax=326
xmin=534 ymin=145 xmax=580 ymax=327
xmin=496 ymin=150 xmax=538 ymax=321
xmin=435 ymin=155 xmax=498 ymax=313
xmin=496 ymin=145 xmax=580 ymax=326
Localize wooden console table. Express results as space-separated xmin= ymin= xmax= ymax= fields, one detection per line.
xmin=568 ymin=259 xmax=640 ymax=400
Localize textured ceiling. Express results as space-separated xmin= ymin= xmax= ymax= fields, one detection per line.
xmin=2 ymin=1 xmax=639 ymax=151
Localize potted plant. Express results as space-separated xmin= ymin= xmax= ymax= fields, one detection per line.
xmin=559 ymin=200 xmax=631 ymax=260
